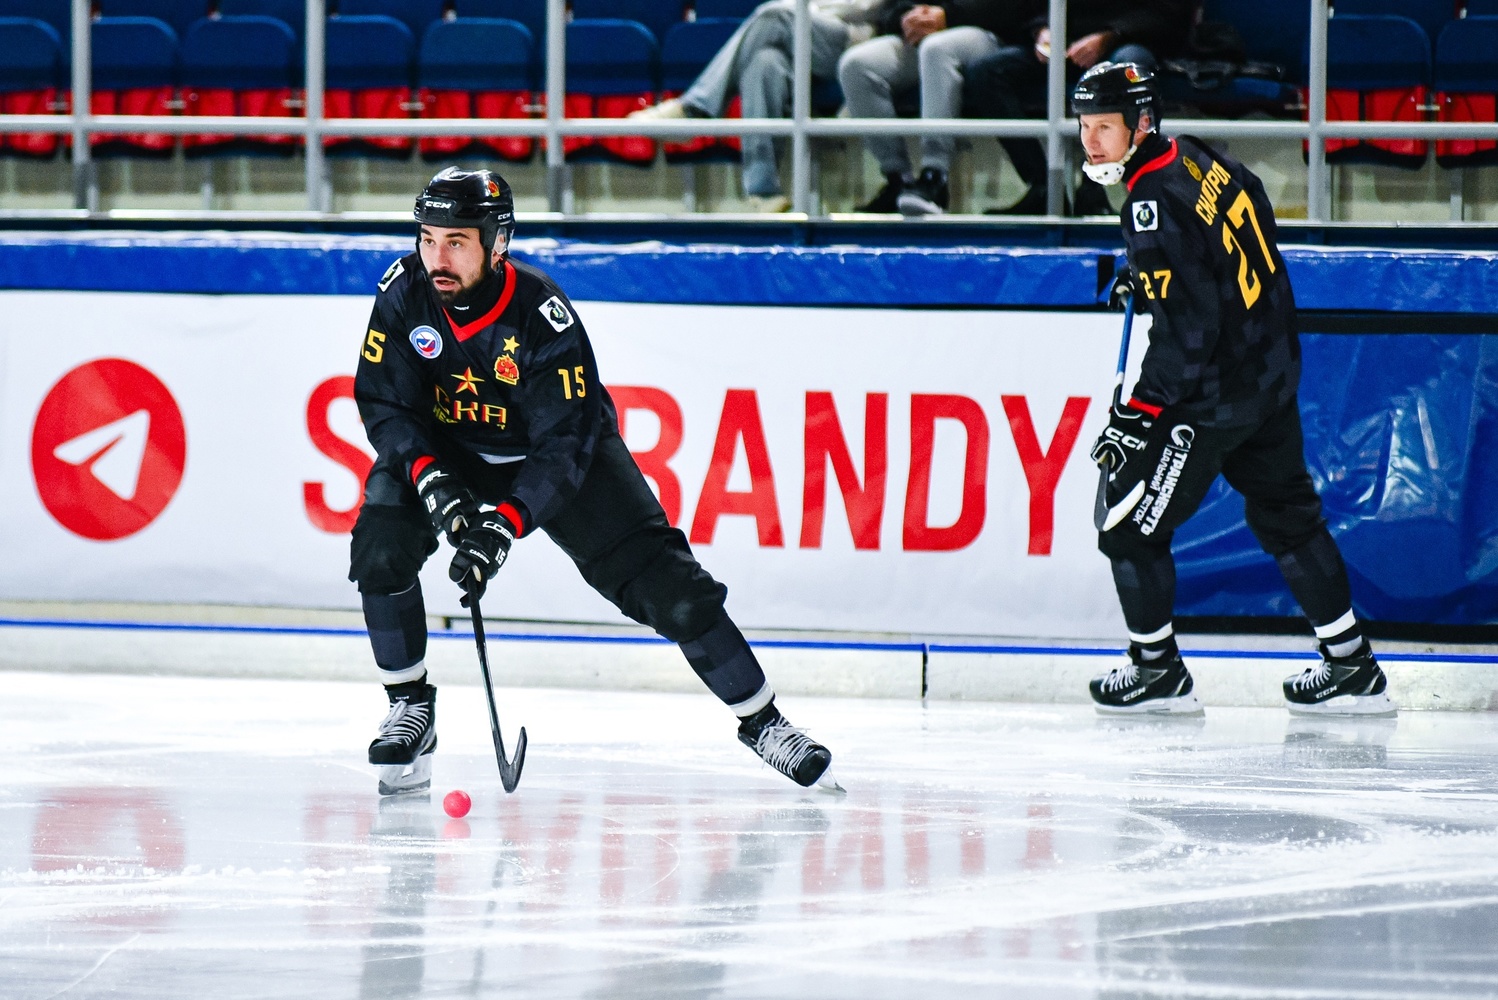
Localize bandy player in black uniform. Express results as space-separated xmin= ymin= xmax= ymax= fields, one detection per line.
xmin=1074 ymin=63 xmax=1394 ymax=716
xmin=351 ymin=167 xmax=838 ymax=793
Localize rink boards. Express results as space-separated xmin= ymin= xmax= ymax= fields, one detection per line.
xmin=0 ymin=232 xmax=1494 ymax=645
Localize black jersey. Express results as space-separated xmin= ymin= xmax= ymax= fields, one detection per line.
xmin=354 ymin=253 xmax=611 ymax=534
xmin=1119 ymin=133 xmax=1301 ymax=428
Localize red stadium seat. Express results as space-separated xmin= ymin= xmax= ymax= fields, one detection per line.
xmin=565 ymin=19 xmax=659 ymax=166
xmin=1301 ymin=15 xmax=1432 ymax=169
xmin=1433 ymin=16 xmax=1498 ymax=168
xmin=417 ymin=18 xmax=536 ymax=163
xmin=91 ymin=17 xmax=180 ymax=157
xmin=0 ymin=18 xmax=66 ymax=158
xmin=324 ymin=15 xmax=415 ymax=157
xmin=180 ymin=16 xmax=300 ymax=156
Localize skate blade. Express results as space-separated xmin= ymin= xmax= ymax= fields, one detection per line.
xmin=813 ymin=770 xmax=846 ymax=794
xmin=1287 ymin=691 xmax=1397 ymax=718
xmin=377 ymin=754 xmax=433 ymax=796
xmin=1094 ymin=692 xmax=1204 ymax=717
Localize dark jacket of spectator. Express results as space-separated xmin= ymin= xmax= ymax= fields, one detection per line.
xmin=875 ymin=0 xmax=1037 ymax=41
xmin=1025 ymin=0 xmax=1195 ymax=57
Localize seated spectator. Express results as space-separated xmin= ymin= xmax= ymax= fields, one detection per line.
xmin=962 ymin=0 xmax=1194 ymax=215
xmin=838 ymin=1 xmax=1033 ymax=215
xmin=631 ymin=0 xmax=884 ymax=212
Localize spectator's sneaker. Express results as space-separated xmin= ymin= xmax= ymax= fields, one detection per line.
xmin=1090 ymin=645 xmax=1202 ymax=715
xmin=628 ymin=97 xmax=708 ymax=120
xmin=984 ymin=184 xmax=1049 ymax=216
xmin=748 ymin=194 xmax=791 ymax=213
xmin=1283 ymin=641 xmax=1396 ymax=716
xmin=856 ymin=171 xmax=910 ymax=214
xmin=1072 ymin=178 xmax=1113 ymax=216
xmin=897 ymin=167 xmax=949 ymax=216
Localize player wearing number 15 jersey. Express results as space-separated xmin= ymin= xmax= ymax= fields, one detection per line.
xmin=350 ymin=167 xmax=838 ymax=794
xmin=1075 ymin=63 xmax=1394 ymax=717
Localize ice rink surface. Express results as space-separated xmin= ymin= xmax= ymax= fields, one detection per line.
xmin=5 ymin=670 xmax=1498 ymax=1000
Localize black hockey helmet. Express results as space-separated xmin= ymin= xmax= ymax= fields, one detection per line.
xmin=1071 ymin=61 xmax=1160 ymax=133
xmin=414 ymin=166 xmax=515 ymax=255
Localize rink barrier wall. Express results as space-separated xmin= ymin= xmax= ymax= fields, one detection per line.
xmin=2 ymin=617 xmax=1496 ymax=711
xmin=0 ymin=233 xmax=1494 ymax=704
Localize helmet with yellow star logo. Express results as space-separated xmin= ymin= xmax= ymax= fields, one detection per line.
xmin=415 ymin=167 xmax=516 ymax=256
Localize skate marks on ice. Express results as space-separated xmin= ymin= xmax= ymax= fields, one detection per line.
xmin=3 ymin=674 xmax=1498 ymax=998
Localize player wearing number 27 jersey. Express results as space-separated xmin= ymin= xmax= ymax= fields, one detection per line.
xmin=1075 ymin=62 xmax=1393 ymax=717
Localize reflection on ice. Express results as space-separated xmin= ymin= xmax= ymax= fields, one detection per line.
xmin=4 ymin=672 xmax=1498 ymax=998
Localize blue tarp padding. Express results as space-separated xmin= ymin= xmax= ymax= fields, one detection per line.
xmin=1176 ymin=334 xmax=1498 ymax=624
xmin=2 ymin=232 xmax=1498 ymax=312
xmin=0 ymin=232 xmax=1494 ymax=624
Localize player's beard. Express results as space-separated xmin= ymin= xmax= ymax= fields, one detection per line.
xmin=429 ymin=258 xmax=496 ymax=306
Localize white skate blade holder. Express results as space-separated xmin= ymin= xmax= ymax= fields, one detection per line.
xmin=1288 ymin=691 xmax=1397 ymax=718
xmin=377 ymin=753 xmax=433 ymax=796
xmin=1094 ymin=691 xmax=1204 ymax=717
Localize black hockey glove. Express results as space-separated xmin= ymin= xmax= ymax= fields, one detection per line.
xmin=415 ymin=462 xmax=480 ymax=545
xmin=450 ymin=512 xmax=515 ymax=606
xmin=1107 ymin=265 xmax=1148 ymax=315
xmin=1091 ymin=398 xmax=1156 ymax=481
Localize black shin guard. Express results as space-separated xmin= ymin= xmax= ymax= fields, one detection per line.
xmin=362 ymin=582 xmax=429 ymax=685
xmin=1273 ymin=528 xmax=1354 ymax=629
xmin=679 ymin=614 xmax=772 ymax=716
xmin=1109 ymin=549 xmax=1178 ymax=641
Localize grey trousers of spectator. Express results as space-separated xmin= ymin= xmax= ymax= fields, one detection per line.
xmin=680 ymin=0 xmax=852 ymax=197
xmin=837 ymin=27 xmax=999 ymax=177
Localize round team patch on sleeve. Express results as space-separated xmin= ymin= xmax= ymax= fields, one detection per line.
xmin=409 ymin=325 xmax=442 ymax=359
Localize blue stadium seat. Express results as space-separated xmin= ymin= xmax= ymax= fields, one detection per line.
xmin=572 ymin=0 xmax=684 ymax=44
xmin=694 ymin=0 xmax=763 ymax=18
xmin=661 ymin=18 xmax=742 ymax=164
xmin=1203 ymin=0 xmax=1308 ymax=79
xmin=1433 ymin=15 xmax=1498 ymax=167
xmin=453 ymin=0 xmax=547 ymax=41
xmin=417 ymin=17 xmax=536 ymax=162
xmin=217 ymin=0 xmax=306 ymax=44
xmin=0 ymin=17 xmax=66 ymax=157
xmin=91 ymin=16 xmax=179 ymax=157
xmin=325 ymin=14 xmax=414 ymax=157
xmin=99 ymin=0 xmax=209 ymax=41
xmin=337 ymin=0 xmax=446 ymax=43
xmin=1311 ymin=14 xmax=1432 ymax=167
xmin=567 ymin=19 xmax=659 ymax=164
xmin=181 ymin=15 xmax=300 ymax=157
xmin=1331 ymin=0 xmax=1456 ymax=50
xmin=0 ymin=0 xmax=69 ymax=50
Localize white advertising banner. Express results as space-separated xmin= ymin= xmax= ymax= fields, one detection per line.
xmin=0 ymin=291 xmax=1146 ymax=639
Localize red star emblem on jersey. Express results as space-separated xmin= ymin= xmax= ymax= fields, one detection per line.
xmin=451 ymin=367 xmax=484 ymax=395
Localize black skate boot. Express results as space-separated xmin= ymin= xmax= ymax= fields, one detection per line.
xmin=737 ymin=704 xmax=841 ymax=791
xmin=1283 ymin=640 xmax=1396 ymax=716
xmin=1090 ymin=644 xmax=1202 ymax=715
xmin=369 ymin=681 xmax=437 ymax=795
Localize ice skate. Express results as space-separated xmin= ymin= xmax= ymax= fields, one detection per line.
xmin=1090 ymin=645 xmax=1203 ymax=715
xmin=738 ymin=705 xmax=843 ymax=792
xmin=369 ymin=682 xmax=438 ymax=795
xmin=1283 ymin=640 xmax=1396 ymax=717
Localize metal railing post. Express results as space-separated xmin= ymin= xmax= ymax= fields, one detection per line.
xmin=1044 ymin=0 xmax=1067 ymax=216
xmin=71 ymin=0 xmax=93 ymax=211
xmin=1307 ymin=0 xmax=1329 ymax=222
xmin=304 ymin=0 xmax=326 ymax=212
xmin=546 ymin=0 xmax=566 ymax=213
xmin=791 ymin=0 xmax=812 ymax=215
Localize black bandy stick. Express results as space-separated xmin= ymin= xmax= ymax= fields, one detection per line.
xmin=1094 ymin=291 xmax=1141 ymax=531
xmin=467 ymin=581 xmax=527 ymax=793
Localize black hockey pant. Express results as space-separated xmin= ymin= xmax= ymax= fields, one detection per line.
xmin=348 ymin=427 xmax=772 ymax=715
xmin=1097 ymin=397 xmax=1355 ymax=644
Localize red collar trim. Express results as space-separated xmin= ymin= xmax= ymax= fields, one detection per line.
xmin=1126 ymin=138 xmax=1178 ymax=192
xmin=443 ymin=260 xmax=516 ymax=342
